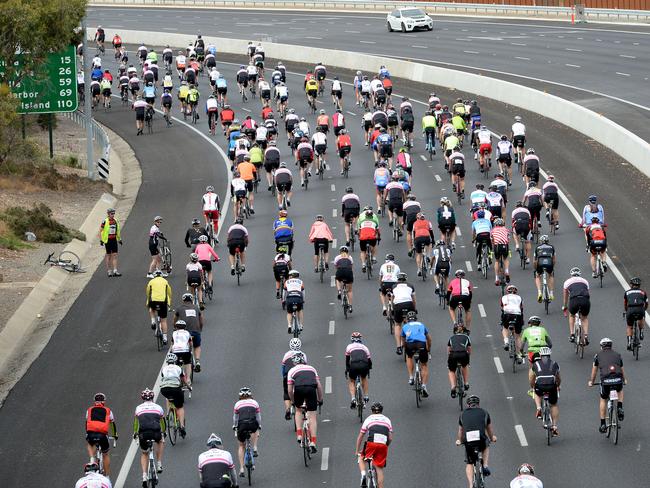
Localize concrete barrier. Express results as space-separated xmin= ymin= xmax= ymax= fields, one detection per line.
xmin=106 ymin=28 xmax=650 ymax=178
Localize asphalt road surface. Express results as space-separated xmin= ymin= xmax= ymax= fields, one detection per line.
xmin=0 ymin=46 xmax=648 ymax=488
xmin=87 ymin=7 xmax=650 ymax=144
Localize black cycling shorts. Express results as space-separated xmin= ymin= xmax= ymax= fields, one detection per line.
xmin=161 ymin=386 xmax=185 ymax=408
xmin=568 ymin=296 xmax=590 ymax=316
xmin=447 ymin=352 xmax=470 ymax=371
xmin=404 ymin=341 xmax=428 ymax=363
xmin=293 ymin=385 xmax=318 ymax=411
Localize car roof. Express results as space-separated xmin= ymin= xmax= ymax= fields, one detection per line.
xmin=397 ymin=7 xmax=426 ymax=12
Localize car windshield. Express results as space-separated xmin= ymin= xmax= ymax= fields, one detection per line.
xmin=401 ymin=9 xmax=426 ymax=17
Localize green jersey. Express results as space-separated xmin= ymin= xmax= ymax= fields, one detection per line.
xmin=357 ymin=212 xmax=379 ymax=229
xmin=521 ymin=326 xmax=550 ymax=352
xmin=444 ymin=135 xmax=460 ymax=151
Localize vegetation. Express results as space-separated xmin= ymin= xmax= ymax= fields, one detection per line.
xmin=1 ymin=203 xmax=85 ymax=244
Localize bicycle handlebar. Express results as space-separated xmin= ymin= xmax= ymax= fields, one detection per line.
xmin=44 ymin=252 xmax=55 ymax=265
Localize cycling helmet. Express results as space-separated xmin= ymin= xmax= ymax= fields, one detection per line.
xmin=518 ymin=464 xmax=535 ymax=476
xmin=476 ymin=210 xmax=485 ymax=219
xmin=340 ymin=128 xmax=347 ymax=134
xmin=405 ymin=310 xmax=418 ymax=322
xmin=495 ymin=173 xmax=505 ymax=179
xmin=363 ymin=75 xmax=368 ymax=80
xmin=289 ymin=338 xmax=302 ymax=351
xmin=94 ymin=392 xmax=106 ymax=403
xmin=385 ymin=253 xmax=395 ymax=261
xmin=351 ymin=332 xmax=363 ymax=343
xmin=269 ymin=140 xmax=277 ymax=146
xmin=417 ymin=212 xmax=425 ymax=220
xmin=175 ymin=320 xmax=187 ymax=329
xmin=588 ymin=195 xmax=598 ymax=203
xmin=397 ymin=272 xmax=407 ymax=281
xmin=365 ymin=208 xmax=373 ymax=216
xmin=153 ymin=270 xmax=163 ymax=277
xmin=238 ymin=387 xmax=252 ymax=398
xmin=526 ymin=148 xmax=535 ymax=155
xmin=528 ymin=316 xmax=542 ymax=326
xmin=300 ymin=117 xmax=306 ymax=122
xmin=630 ymin=277 xmax=642 ymax=287
xmin=476 ymin=184 xmax=484 ymax=190
xmin=279 ymin=209 xmax=288 ymax=217
xmin=316 ymin=214 xmax=324 ymax=221
xmin=500 ymin=134 xmax=507 ymax=141
xmin=339 ymin=245 xmax=349 ymax=253
xmin=182 ymin=292 xmax=193 ymax=302
xmin=356 ymin=70 xmax=362 ymax=76
xmin=466 ymin=395 xmax=480 ymax=407
xmin=570 ymin=267 xmax=581 ymax=277
xmin=599 ymin=337 xmax=613 ymax=348
xmin=435 ymin=103 xmax=442 ymax=110
xmin=206 ymin=433 xmax=223 ymax=448
xmin=141 ymin=388 xmax=154 ymax=401
xmin=233 ymin=118 xmax=240 ymax=124
xmin=370 ymin=402 xmax=383 ymax=414
xmin=515 ymin=201 xmax=524 ymax=208
xmin=489 ymin=184 xmax=497 ymax=191
xmin=378 ymin=161 xmax=387 ymax=168
xmin=440 ymin=197 xmax=450 ymax=205
xmin=235 ymin=218 xmax=244 ymax=225
xmin=198 ymin=235 xmax=209 ymax=242
xmin=279 ymin=162 xmax=287 ymax=168
xmin=453 ymin=323 xmax=466 ymax=334
xmin=539 ymin=346 xmax=552 ymax=357
xmin=471 ymin=100 xmax=477 ymax=106
xmin=514 ymin=115 xmax=522 ymax=122
xmin=408 ymin=194 xmax=417 ymax=201
xmin=528 ymin=181 xmax=537 ymax=189
xmin=292 ymin=352 xmax=306 ymax=365
xmin=154 ymin=215 xmax=163 ymax=222
xmin=345 ymin=186 xmax=354 ymax=193
xmin=166 ymin=352 xmax=178 ymax=364
xmin=190 ymin=252 xmax=199 ymax=262
xmin=506 ymin=285 xmax=518 ymax=294
xmin=539 ymin=235 xmax=549 ymax=244
xmin=191 ymin=218 xmax=200 ymax=225
xmin=436 ymin=240 xmax=445 ymax=246
xmin=455 ymin=269 xmax=466 ymax=277
xmin=391 ymin=171 xmax=400 ymax=180
xmin=493 ymin=218 xmax=505 ymax=226
xmin=84 ymin=462 xmax=100 ymax=473
xmin=547 ymin=174 xmax=555 ymax=181
xmin=288 ymin=269 xmax=300 ymax=278
xmin=319 ymin=109 xmax=325 ymax=115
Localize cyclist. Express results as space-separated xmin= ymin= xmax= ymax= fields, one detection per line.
xmin=185 ymin=218 xmax=209 ymax=250
xmin=309 ymin=215 xmax=334 ymax=272
xmin=237 ymin=156 xmax=257 ymax=214
xmin=358 ymin=207 xmax=380 ymax=273
xmin=143 ymin=81 xmax=156 ymax=108
xmin=340 ymin=187 xmax=360 ymax=247
xmin=231 ymin=171 xmax=247 ymax=218
xmin=584 ymin=216 xmax=608 ymax=278
xmin=401 ymin=311 xmax=431 ymax=396
xmin=447 ymin=323 xmax=472 ymax=398
xmin=198 ymin=434 xmax=238 ymax=488
xmin=511 ymin=115 xmax=526 ymax=164
xmin=160 ymin=88 xmax=173 ymax=127
xmin=160 ymin=353 xmax=188 ymax=438
xmin=177 ymin=80 xmax=189 ymax=114
xmin=282 ymin=339 xmax=304 ymax=419
xmin=94 ymin=25 xmax=105 ymax=51
xmin=523 ymin=181 xmax=543 ymax=229
xmin=421 ymin=110 xmax=437 ymax=154
xmin=311 ymin=126 xmax=328 ymax=176
xmin=295 ymin=135 xmax=314 ymax=186
xmin=399 ymin=100 xmax=415 ymax=147
xmin=233 ymin=387 xmax=261 ymax=477
xmin=195 ymin=234 xmax=220 ymax=292
xmin=170 ymin=320 xmax=193 ymax=387
xmin=385 ymin=173 xmax=405 ymax=232
xmin=432 ymin=239 xmax=452 ymax=296
xmin=447 ymin=269 xmax=473 ymax=331
xmin=379 ymin=254 xmax=400 ymax=315
xmin=490 ymin=218 xmax=510 ymax=286
xmin=486 ymin=184 xmax=504 ymax=219
xmin=274 ymin=162 xmax=293 ymax=210
xmin=373 ymin=161 xmax=390 ymax=214
xmin=331 ymin=76 xmax=343 ymax=108
xmin=187 ymin=84 xmax=200 ymax=117
xmin=392 ymin=273 xmax=416 ymax=354
xmin=273 ymin=209 xmax=295 ymax=255
xmin=353 ymin=70 xmax=363 ymax=105
xmin=134 ymin=388 xmax=166 ymax=486
xmin=332 ymin=108 xmax=346 ymax=136
xmin=472 ymin=210 xmax=492 ymax=268
xmin=533 ymin=235 xmax=556 ymax=302
xmin=496 ymin=135 xmax=513 ymax=184
xmin=273 ymin=251 xmax=292 ymax=300
xmin=456 ymin=395 xmax=496 ymax=488
xmin=542 ymin=174 xmax=560 ymax=230
xmin=334 ymin=245 xmax=355 ymax=312
xmin=75 ymin=462 xmax=112 ymax=488
xmin=413 ymin=213 xmax=434 ymax=277
xmin=449 ymin=146 xmax=466 ymax=197
xmin=287 ymin=353 xmax=323 ymax=453
xmin=510 ymin=464 xmax=543 ymax=488
xmin=403 ymin=195 xmax=421 ymax=256
xmin=185 ymin=253 xmax=204 ymax=308
xmin=523 ymin=148 xmax=540 ymax=186
xmin=500 ymin=285 xmax=524 ymax=358
xmin=146 ymin=270 xmax=171 ymax=345
xmin=202 ymin=185 xmax=221 ymax=241
xmin=581 ymin=194 xmax=605 ymax=226
xmin=562 ymin=267 xmax=591 ymax=344
xmin=132 ymin=95 xmax=148 ymax=135
xmin=469 ymin=184 xmax=487 ymax=211
xmin=263 ymin=140 xmax=281 ymax=190
xmin=174 ymin=293 xmax=204 ymax=370
xmin=305 ymin=77 xmax=319 ymax=107
xmin=521 ymin=316 xmax=552 ymax=382
xmin=206 ymin=94 xmax=219 ymax=132
xmin=624 ymin=277 xmax=647 ymax=350
xmin=588 ymin=338 xmax=626 ymax=432
xmin=512 ymin=201 xmax=532 ymax=264
xmin=85 ymin=393 xmax=118 ymax=477
xmin=356 ymin=402 xmax=392 ymax=488
xmin=99 ymin=75 xmax=112 ymax=109
xmin=437 ymin=197 xmax=457 ymax=249
xmin=337 ymin=128 xmax=352 ymax=175
xmin=284 ymin=269 xmax=305 ymax=333
xmin=531 ymin=347 xmax=560 ymax=436
xmin=346 ymin=332 xmax=372 ymax=408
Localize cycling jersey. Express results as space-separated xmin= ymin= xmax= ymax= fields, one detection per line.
xmin=198 ymin=448 xmax=236 ymax=484
xmin=358 ymin=216 xmax=379 ymax=241
xmin=273 ymin=217 xmax=294 ymax=240
xmin=512 ymin=122 xmax=526 ymax=136
xmin=171 ymin=329 xmax=191 ymax=354
xmin=470 ymin=190 xmax=487 ymax=206
xmin=160 ymin=363 xmax=183 ymax=388
xmin=86 ymin=405 xmax=114 ymax=434
xmin=490 ymin=226 xmax=509 ymax=245
xmin=392 ymin=282 xmax=414 ymax=304
xmin=195 ymin=242 xmax=219 ymax=262
xmin=510 ymin=475 xmax=543 ymax=488
xmin=287 ymin=364 xmax=319 ymax=387
xmin=422 ymin=115 xmax=436 ymax=130
xmin=146 ymin=276 xmax=171 ymax=305
xmin=448 ymin=278 xmax=472 ymax=297
xmin=401 ymin=321 xmax=428 ymax=343
xmin=75 ymin=473 xmax=112 ymax=488
xmin=305 ymin=80 xmax=318 ymax=92
xmin=379 ymin=262 xmax=400 ymax=282
xmin=413 ymin=219 xmax=434 ymax=239
xmin=472 ymin=218 xmax=492 ymax=235
xmin=374 ymin=168 xmax=390 ymax=187
xmin=501 ymin=294 xmax=522 ymax=315
xmin=134 ymin=401 xmax=164 ymax=432
xmin=360 ymin=414 xmax=392 ymax=444
xmin=521 ymin=326 xmax=550 ymax=352
xmin=437 ymin=205 xmax=456 ymax=225
xmin=563 ymin=276 xmax=589 ymax=298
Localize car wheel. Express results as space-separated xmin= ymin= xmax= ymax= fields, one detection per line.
xmin=387 ymin=21 xmax=393 ymax=32
xmin=427 ymin=25 xmax=433 ymax=31
xmin=401 ymin=23 xmax=407 ymax=33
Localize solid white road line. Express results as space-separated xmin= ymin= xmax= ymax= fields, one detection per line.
xmin=478 ymin=304 xmax=486 ymax=318
xmin=329 ymin=320 xmax=335 ymax=335
xmin=325 ymin=376 xmax=332 ymax=394
xmin=420 ymin=155 xmax=427 ymax=161
xmin=515 ymin=425 xmax=529 ymax=447
xmin=456 ymin=227 xmax=462 ymax=236
xmin=332 ymin=208 xmax=337 ymax=218
xmin=330 ymin=276 xmax=336 ymax=288
xmin=619 ymin=54 xmax=636 ymax=59
xmin=565 ymin=64 xmax=581 ymax=68
xmin=465 ymin=261 xmax=473 ymax=272
xmin=321 ymin=447 xmax=330 ymax=470
xmin=493 ymin=357 xmax=504 ymax=374
xmin=616 ymin=72 xmax=631 ymax=77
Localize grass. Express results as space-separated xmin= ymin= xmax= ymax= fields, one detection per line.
xmin=0 ymin=203 xmax=85 ymax=246
xmin=0 ymin=220 xmax=33 ymax=250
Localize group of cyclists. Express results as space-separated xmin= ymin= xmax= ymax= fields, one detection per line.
xmin=76 ymin=30 xmax=646 ymax=488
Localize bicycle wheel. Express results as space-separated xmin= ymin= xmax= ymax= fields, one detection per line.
xmin=356 ymin=381 xmax=364 ymax=422
xmin=167 ymin=409 xmax=178 ymax=445
xmin=633 ymin=323 xmax=640 ymax=360
xmin=606 ymin=404 xmax=614 ymax=439
xmin=293 ymin=315 xmax=300 ymax=338
xmin=456 ymin=366 xmax=464 ymax=410
xmin=302 ymin=428 xmax=311 ymax=466
xmin=343 ymin=293 xmax=349 ymax=320
xmin=155 ymin=323 xmax=163 ymax=352
xmin=612 ymin=411 xmax=619 ymax=445
xmin=414 ymin=366 xmax=421 ymax=408
xmin=245 ymin=443 xmax=254 ymax=485
xmin=58 ymin=251 xmax=82 ymax=272
xmin=544 ymin=405 xmax=551 ymax=446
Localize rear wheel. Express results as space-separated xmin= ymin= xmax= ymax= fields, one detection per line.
xmin=401 ymin=23 xmax=407 ymax=33
xmin=387 ymin=21 xmax=393 ymax=32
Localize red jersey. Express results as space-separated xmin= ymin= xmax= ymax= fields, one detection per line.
xmin=413 ymin=219 xmax=433 ymax=239
xmin=261 ymin=107 xmax=273 ymax=120
xmin=337 ymin=134 xmax=352 ymax=149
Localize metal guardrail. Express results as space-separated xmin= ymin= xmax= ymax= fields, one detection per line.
xmin=63 ymin=110 xmax=111 ymax=178
xmin=89 ymin=0 xmax=650 ymax=22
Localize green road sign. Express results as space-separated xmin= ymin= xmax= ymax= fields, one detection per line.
xmin=1 ymin=45 xmax=78 ymax=114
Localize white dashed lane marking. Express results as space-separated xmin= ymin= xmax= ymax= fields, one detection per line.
xmin=493 ymin=357 xmax=504 ymax=374
xmin=329 ymin=320 xmax=335 ymax=335
xmin=434 ymin=174 xmax=442 ymax=182
xmin=515 ymin=425 xmax=529 ymax=447
xmin=616 ymin=72 xmax=631 ymax=77
xmin=565 ymin=64 xmax=581 ymax=68
xmin=325 ymin=376 xmax=332 ymax=394
xmin=465 ymin=261 xmax=473 ymax=272
xmin=478 ymin=304 xmax=486 ymax=317
xmin=321 ymin=447 xmax=330 ymax=470
xmin=331 ymin=184 xmax=336 ymax=192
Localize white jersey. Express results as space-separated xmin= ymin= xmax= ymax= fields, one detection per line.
xmin=512 ymin=122 xmax=526 ymax=137
xmin=311 ymin=132 xmax=327 ymax=146
xmin=171 ymin=329 xmax=191 ymax=353
xmin=232 ymin=178 xmax=247 ymax=193
xmin=259 ymin=80 xmax=270 ymax=92
xmin=210 ymin=70 xmax=220 ymax=82
xmin=77 ymin=72 xmax=85 ymax=85
xmin=206 ymin=98 xmax=219 ymax=111
xmin=256 ymin=126 xmax=268 ymax=141
xmin=176 ymin=55 xmax=187 ymax=67
xmin=160 ymin=363 xmax=183 ymax=388
xmin=285 ymin=277 xmax=304 ymax=295
xmin=370 ymin=79 xmax=383 ymax=92
xmin=275 ymin=85 xmax=288 ymax=97
xmin=202 ymin=192 xmax=219 ymax=211
xmin=392 ymin=282 xmax=414 ymax=304
xmin=470 ymin=190 xmax=488 ymax=205
xmin=92 ymin=56 xmax=102 ymax=69
xmin=510 ymin=475 xmax=543 ymax=488
xmin=501 ymin=294 xmax=523 ymax=315
xmin=75 ymin=473 xmax=112 ymax=488
xmin=198 ymin=448 xmax=235 ymax=472
xmin=332 ymin=80 xmax=342 ymax=91
xmin=186 ymin=262 xmax=202 ymax=273
xmin=478 ymin=129 xmax=491 ymax=144
xmin=162 ymin=75 xmax=173 ymax=88
xmin=379 ymin=262 xmax=400 ymax=283
xmin=360 ymin=79 xmax=371 ymax=93
xmin=432 ymin=246 xmax=452 ymax=266
xmin=497 ymin=140 xmax=512 ymax=156
xmin=246 ymin=65 xmax=257 ymax=76
xmin=490 ymin=179 xmax=507 ymax=193
xmin=486 ymin=192 xmax=503 ymax=208
xmin=297 ymin=121 xmax=310 ymax=135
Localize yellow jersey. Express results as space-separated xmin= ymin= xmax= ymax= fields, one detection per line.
xmin=305 ymin=79 xmax=318 ymax=93
xmin=146 ymin=277 xmax=172 ymax=305
xmin=178 ymin=85 xmax=189 ymax=100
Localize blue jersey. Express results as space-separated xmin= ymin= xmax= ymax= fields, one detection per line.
xmin=377 ymin=133 xmax=392 ymax=146
xmin=143 ymin=85 xmax=156 ymax=98
xmin=401 ymin=321 xmax=428 ymax=343
xmin=91 ymin=68 xmax=103 ymax=81
xmin=216 ymin=78 xmax=227 ymax=88
xmin=400 ymin=180 xmax=411 ymax=193
xmin=379 ymin=68 xmax=390 ymax=79
xmin=207 ymin=46 xmax=217 ymax=55
xmin=582 ymin=204 xmax=604 ymax=225
xmin=472 ymin=218 xmax=492 ymax=235
xmin=273 ymin=217 xmax=294 ymax=240
xmin=374 ymin=170 xmax=389 ymax=188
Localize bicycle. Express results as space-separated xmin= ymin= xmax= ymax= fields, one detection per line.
xmin=152 ymin=314 xmax=164 ymax=351
xmin=362 ymin=455 xmax=378 ymax=488
xmin=454 ymin=173 xmax=463 ymax=205
xmin=595 ymin=253 xmax=605 ymax=288
xmin=424 ymin=130 xmax=436 ymax=160
xmin=120 ymin=85 xmax=129 ymax=105
xmin=413 ymin=351 xmax=423 ymax=408
xmin=540 ymin=392 xmax=553 ymax=446
xmin=628 ymin=313 xmax=642 ymax=361
xmin=386 ymin=291 xmax=395 ymax=334
xmin=518 ymin=240 xmax=528 ymax=269
xmin=391 ymin=214 xmax=400 ymax=242
xmin=317 ymin=154 xmax=326 ymax=180
xmin=144 ymin=440 xmax=159 ymax=487
xmin=497 ymin=255 xmax=506 ymax=296
xmin=541 ymin=269 xmax=551 ymax=314
xmin=300 ymin=405 xmax=313 ymax=466
xmin=454 ymin=361 xmax=466 ymax=411
xmin=419 ymin=250 xmax=429 ymax=282
xmin=202 ymin=267 xmax=213 ymax=302
xmin=466 ymin=444 xmax=486 ymax=488
xmin=91 ymin=436 xmax=116 ymax=474
xmin=342 ymin=152 xmax=351 ymax=178
xmin=317 ymin=244 xmax=326 ymax=283
xmin=159 ymin=237 xmax=172 ymax=275
xmin=365 ymin=250 xmax=373 ymax=280
xmin=145 ymin=106 xmax=154 ymax=134
xmin=290 ymin=309 xmax=301 ymax=338
xmin=44 ymin=251 xmax=85 ymax=273
xmin=279 ymin=275 xmax=287 ymax=309
xmin=341 ymin=282 xmax=351 ymax=319
xmin=349 ymin=223 xmax=357 ymax=252
xmin=478 ymin=242 xmax=489 ymax=280
xmin=191 ymin=103 xmax=199 ymax=124
xmin=167 ymin=403 xmax=182 ymax=446
xmin=243 ymin=433 xmax=255 ymax=485
xmin=234 ymin=248 xmax=243 ymax=285
xmin=279 ymin=189 xmax=288 ymax=210
xmin=354 ymin=375 xmax=364 ymax=422
xmin=506 ymin=321 xmax=520 ymax=373
xmin=593 ymin=382 xmax=621 ymax=445
xmin=437 ymin=273 xmax=448 ymax=309
xmin=531 ymin=216 xmax=540 ymax=244
xmin=455 ymin=303 xmax=465 ymax=329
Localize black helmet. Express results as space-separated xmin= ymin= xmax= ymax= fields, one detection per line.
xmin=397 ymin=272 xmax=407 ymax=281
xmin=346 ymin=186 xmax=353 ymax=193
xmin=630 ymin=277 xmax=642 ymax=287
xmin=406 ymin=310 xmax=417 ymax=322
xmin=370 ymin=402 xmax=383 ymax=413
xmin=466 ymin=395 xmax=480 ymax=407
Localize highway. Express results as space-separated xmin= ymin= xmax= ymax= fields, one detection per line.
xmin=0 ymin=39 xmax=648 ymax=488
xmin=87 ymin=7 xmax=650 ymax=145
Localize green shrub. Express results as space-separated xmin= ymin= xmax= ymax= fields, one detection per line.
xmin=0 ymin=203 xmax=85 ymax=244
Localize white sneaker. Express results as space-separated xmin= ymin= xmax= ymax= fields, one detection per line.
xmin=146 ymin=273 xmax=154 ymax=278
xmin=157 ymin=461 xmax=163 ymax=473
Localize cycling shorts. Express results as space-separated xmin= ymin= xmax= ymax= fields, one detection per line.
xmin=404 ymin=341 xmax=428 ymax=363
xmin=161 ymin=386 xmax=185 ymax=408
xmin=447 ymin=351 xmax=470 ymax=372
xmin=501 ymin=312 xmax=524 ymax=334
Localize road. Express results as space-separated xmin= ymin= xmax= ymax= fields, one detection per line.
xmin=87 ymin=7 xmax=650 ymax=144
xmin=0 ymin=43 xmax=648 ymax=488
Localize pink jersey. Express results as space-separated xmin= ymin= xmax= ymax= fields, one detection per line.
xmin=195 ymin=243 xmax=219 ymax=262
xmin=309 ymin=221 xmax=334 ymax=241
xmin=448 ymin=277 xmax=472 ymax=296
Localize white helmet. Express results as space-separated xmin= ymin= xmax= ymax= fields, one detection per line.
xmin=289 ymin=338 xmax=302 ymax=351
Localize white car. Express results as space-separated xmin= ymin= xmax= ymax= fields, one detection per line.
xmin=386 ymin=8 xmax=434 ymax=32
